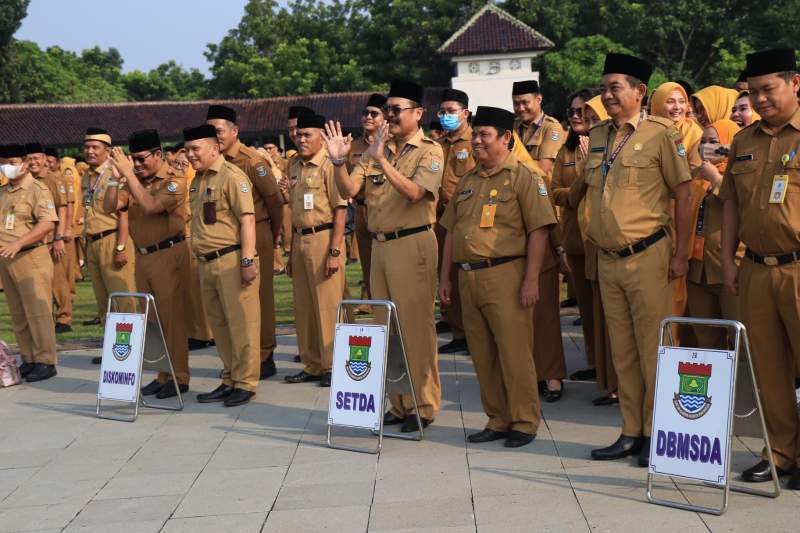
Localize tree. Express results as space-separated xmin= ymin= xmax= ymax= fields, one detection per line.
xmin=0 ymin=0 xmax=30 ymax=101
xmin=123 ymin=61 xmax=207 ymax=101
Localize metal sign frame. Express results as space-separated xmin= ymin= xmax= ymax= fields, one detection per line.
xmin=646 ymin=317 xmax=780 ymax=515
xmin=327 ymin=299 xmax=423 ymax=454
xmin=96 ymin=292 xmax=184 ymax=422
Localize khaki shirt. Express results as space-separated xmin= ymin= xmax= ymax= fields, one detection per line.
xmin=188 ymin=155 xmax=254 ymax=256
xmin=224 ymin=140 xmax=282 ymax=223
xmin=515 ymin=114 xmax=565 ymax=164
xmin=0 ymin=174 xmax=59 ymax=247
xmin=350 ymin=128 xmax=443 ymax=233
xmin=347 ymin=137 xmax=371 ymax=203
xmin=719 ymin=107 xmax=800 ymax=256
xmin=440 ymin=153 xmax=557 ymax=263
xmin=585 ymin=114 xmax=692 ymax=250
xmin=82 ymin=161 xmax=120 ymax=235
xmin=288 ymin=148 xmax=347 ymax=229
xmin=439 ymin=126 xmax=476 ymax=208
xmin=551 ymin=145 xmax=583 ymax=255
xmin=35 ymin=170 xmax=68 ymax=209
xmin=119 ymin=163 xmax=187 ymax=249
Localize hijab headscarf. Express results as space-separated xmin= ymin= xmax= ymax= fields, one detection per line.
xmin=707 ymin=119 xmax=741 ymax=173
xmin=692 ymin=85 xmax=739 ymax=124
xmin=651 ymin=82 xmax=703 ymax=151
xmin=584 ymin=95 xmax=610 ymax=122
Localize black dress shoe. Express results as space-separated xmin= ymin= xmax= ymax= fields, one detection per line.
xmin=19 ymin=362 xmax=34 ymax=378
xmin=592 ymin=394 xmax=619 ymax=406
xmin=438 ymin=337 xmax=469 ymax=354
xmin=197 ymin=384 xmax=234 ymax=403
xmin=591 ymin=435 xmax=642 ymax=460
xmin=637 ymin=437 xmax=651 ymax=467
xmin=401 ymin=416 xmax=432 ymax=433
xmin=91 ymin=356 xmax=102 ymax=364
xmin=319 ymin=372 xmax=332 ymax=387
xmin=543 ymin=382 xmax=563 ymax=403
xmin=188 ymin=338 xmax=212 ymax=351
xmin=284 ymin=370 xmax=320 ymax=384
xmin=537 ymin=380 xmax=547 ymax=393
xmin=82 ymin=317 xmax=101 ymax=326
xmin=293 ymin=355 xmax=302 ymax=363
xmin=383 ymin=412 xmax=405 ymax=425
xmin=505 ymin=431 xmax=535 ymax=448
xmin=569 ymin=368 xmax=597 ymax=381
xmin=54 ymin=323 xmax=72 ymax=334
xmin=788 ymin=468 xmax=800 ymax=490
xmin=435 ymin=320 xmax=451 ymax=334
xmin=141 ymin=379 xmax=163 ymax=396
xmin=223 ymin=388 xmax=255 ymax=407
xmin=560 ymin=298 xmax=577 ymax=308
xmin=155 ymin=381 xmax=188 ymax=399
xmin=260 ymin=359 xmax=277 ymax=379
xmin=25 ymin=364 xmax=57 ymax=382
xmin=572 ymin=316 xmax=582 ymax=326
xmin=741 ymin=460 xmax=789 ymax=482
xmin=467 ymin=428 xmax=509 ymax=443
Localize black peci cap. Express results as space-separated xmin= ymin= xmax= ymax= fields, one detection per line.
xmin=24 ymin=142 xmax=44 ymax=155
xmin=44 ymin=146 xmax=60 ymax=159
xmin=366 ymin=93 xmax=387 ymax=109
xmin=207 ymin=104 xmax=237 ymax=124
xmin=183 ymin=124 xmax=219 ymax=142
xmin=296 ymin=114 xmax=326 ymax=129
xmin=512 ymin=80 xmax=540 ymax=95
xmin=128 ymin=129 xmax=161 ymax=153
xmin=288 ymin=106 xmax=315 ymax=119
xmin=6 ymin=144 xmax=26 ymax=158
xmin=746 ymin=48 xmax=797 ymax=78
xmin=388 ymin=79 xmax=424 ymax=104
xmin=440 ymin=88 xmax=468 ymax=106
xmin=472 ymin=106 xmax=516 ymax=131
xmin=602 ymin=53 xmax=653 ymax=84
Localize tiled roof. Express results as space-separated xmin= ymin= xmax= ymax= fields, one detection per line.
xmin=0 ymin=90 xmax=443 ymax=147
xmin=438 ymin=4 xmax=554 ymax=57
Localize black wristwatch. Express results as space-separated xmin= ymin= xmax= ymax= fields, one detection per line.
xmin=240 ymin=257 xmax=255 ymax=267
xmin=328 ymin=248 xmax=341 ymax=257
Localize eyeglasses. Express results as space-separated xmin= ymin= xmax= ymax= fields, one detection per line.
xmin=362 ymin=109 xmax=383 ymax=119
xmin=132 ymin=151 xmax=158 ymax=164
xmin=381 ymin=105 xmax=420 ymax=116
xmin=566 ymin=107 xmax=584 ymax=118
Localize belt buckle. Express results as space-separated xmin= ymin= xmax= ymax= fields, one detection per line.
xmin=138 ymin=247 xmax=147 ymax=254
xmin=606 ymin=249 xmax=619 ymax=259
xmin=461 ymin=263 xmax=472 ymax=271
xmin=764 ymin=256 xmax=779 ymax=266
xmin=375 ymin=233 xmax=386 ymax=242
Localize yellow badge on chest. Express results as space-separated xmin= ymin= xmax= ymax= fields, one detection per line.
xmin=480 ymin=189 xmax=498 ymax=228
xmin=769 ymin=174 xmax=789 ymax=204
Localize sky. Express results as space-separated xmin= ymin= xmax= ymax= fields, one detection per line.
xmin=15 ymin=0 xmax=251 ymax=75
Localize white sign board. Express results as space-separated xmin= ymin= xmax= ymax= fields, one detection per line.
xmin=97 ymin=313 xmax=146 ymax=403
xmin=649 ymin=346 xmax=736 ymax=485
xmin=328 ymin=324 xmax=387 ymax=431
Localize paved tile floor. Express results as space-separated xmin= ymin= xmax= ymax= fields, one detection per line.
xmin=1 ymin=316 xmax=798 ymax=532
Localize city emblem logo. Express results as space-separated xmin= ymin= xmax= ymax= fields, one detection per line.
xmin=345 ymin=335 xmax=372 ymax=381
xmin=113 ymin=322 xmax=133 ymax=361
xmin=673 ymin=362 xmax=712 ymax=419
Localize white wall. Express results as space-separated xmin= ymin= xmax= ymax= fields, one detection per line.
xmin=450 ymin=52 xmax=544 ymax=112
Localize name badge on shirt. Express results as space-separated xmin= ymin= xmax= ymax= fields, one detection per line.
xmin=4 ymin=213 xmax=14 ymax=231
xmin=303 ymin=193 xmax=314 ymax=210
xmin=479 ymin=204 xmax=496 ymax=228
xmin=769 ymin=175 xmax=789 ymax=204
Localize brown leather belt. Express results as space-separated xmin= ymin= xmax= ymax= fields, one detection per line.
xmin=197 ymin=244 xmax=241 ymax=262
xmin=744 ymin=248 xmax=800 ymax=267
xmin=87 ymin=228 xmax=117 ymax=242
xmin=600 ymin=228 xmax=667 ymax=259
xmin=137 ymin=234 xmax=185 ymax=255
xmin=373 ymin=224 xmax=431 ymax=242
xmin=295 ymin=222 xmax=333 ymax=235
xmin=458 ymin=256 xmax=524 ymax=271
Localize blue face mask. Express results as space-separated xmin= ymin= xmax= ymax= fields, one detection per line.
xmin=439 ymin=113 xmax=462 ymax=132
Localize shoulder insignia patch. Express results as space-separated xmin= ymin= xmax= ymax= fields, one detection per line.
xmin=240 ymin=182 xmax=250 ymax=193
xmin=550 ymin=131 xmax=560 ymax=141
xmin=166 ymin=181 xmax=178 ymax=193
xmin=676 ymin=144 xmax=686 ymax=157
xmin=537 ymin=180 xmax=548 ymax=197
xmin=59 ymin=185 xmax=66 ymax=193
xmin=47 ymin=201 xmax=55 ymax=209
xmin=431 ymin=161 xmax=441 ymax=172
xmin=256 ymin=165 xmax=267 ymax=177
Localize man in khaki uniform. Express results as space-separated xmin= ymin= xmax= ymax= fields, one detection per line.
xmin=280 ymin=114 xmax=347 ymax=387
xmin=326 ymin=79 xmax=443 ymax=432
xmin=82 ymin=128 xmax=136 ymax=364
xmin=439 ymin=106 xmax=557 ymax=448
xmin=102 ymin=130 xmax=191 ymax=399
xmin=185 ymin=124 xmax=260 ymax=407
xmin=435 ymin=89 xmax=475 ymax=354
xmin=512 ymin=80 xmax=565 ymax=176
xmin=0 ymin=144 xmax=59 ymax=382
xmin=721 ymin=48 xmax=800 ymax=489
xmin=347 ymin=94 xmax=386 ymax=307
xmin=585 ymin=54 xmax=692 ymax=466
xmin=208 ymin=105 xmax=284 ymax=380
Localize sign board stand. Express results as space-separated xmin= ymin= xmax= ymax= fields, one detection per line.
xmin=327 ymin=299 xmax=423 ymax=454
xmin=647 ymin=317 xmax=780 ymax=515
xmin=96 ymin=292 xmax=184 ymax=422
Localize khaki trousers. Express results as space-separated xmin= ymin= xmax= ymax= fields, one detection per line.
xmin=687 ymin=279 xmax=740 ymax=349
xmin=135 ymin=242 xmax=190 ymax=385
xmin=372 ymin=229 xmax=441 ymax=420
xmin=355 ymin=204 xmax=372 ymax=297
xmin=291 ymin=229 xmax=344 ymax=375
xmin=567 ymin=253 xmax=595 ymax=366
xmin=0 ymin=246 xmax=57 ymax=364
xmin=435 ymin=223 xmax=464 ymax=339
xmin=460 ymin=259 xmax=540 ymax=434
xmin=198 ymin=251 xmax=260 ymax=392
xmin=739 ymin=258 xmax=800 ymax=470
xmin=599 ymin=237 xmax=672 ymax=437
xmin=187 ymin=250 xmax=213 ymax=341
xmin=86 ymin=232 xmax=136 ymax=321
xmin=591 ymin=280 xmax=617 ymax=392
xmin=52 ymin=239 xmax=76 ymax=325
xmin=533 ymin=265 xmax=566 ymax=380
xmin=256 ymin=221 xmax=277 ymax=363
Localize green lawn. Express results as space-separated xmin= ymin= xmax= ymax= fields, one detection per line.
xmin=0 ymin=260 xmax=368 ymax=346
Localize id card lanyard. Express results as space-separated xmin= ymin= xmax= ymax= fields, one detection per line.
xmin=601 ymin=110 xmax=643 ymax=189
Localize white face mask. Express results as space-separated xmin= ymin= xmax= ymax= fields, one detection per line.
xmin=0 ymin=164 xmax=22 ymax=180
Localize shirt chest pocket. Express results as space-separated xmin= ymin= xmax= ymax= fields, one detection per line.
xmin=619 ymin=154 xmax=656 ymax=188
xmin=584 ymin=156 xmax=604 ymax=188
xmin=729 ymin=160 xmax=758 ymax=199
xmin=783 ymin=162 xmax=800 ymax=195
